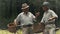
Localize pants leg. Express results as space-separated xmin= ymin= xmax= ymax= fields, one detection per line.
xmin=22 ymin=26 xmax=34 ymax=34
xmin=43 ymin=29 xmax=49 ymax=34
xmin=22 ymin=27 xmax=28 ymax=34
xmin=43 ymin=24 xmax=56 ymax=34
xmin=49 ymin=28 xmax=56 ymax=34
xmin=27 ymin=26 xmax=34 ymax=34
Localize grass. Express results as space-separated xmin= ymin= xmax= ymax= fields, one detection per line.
xmin=0 ymin=29 xmax=60 ymax=34
xmin=56 ymin=29 xmax=60 ymax=34
xmin=0 ymin=29 xmax=22 ymax=34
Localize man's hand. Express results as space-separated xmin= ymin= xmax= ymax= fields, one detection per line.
xmin=14 ymin=19 xmax=17 ymax=26
xmin=48 ymin=18 xmax=53 ymax=21
xmin=48 ymin=16 xmax=58 ymax=21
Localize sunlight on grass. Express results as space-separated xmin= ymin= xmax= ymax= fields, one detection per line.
xmin=56 ymin=29 xmax=60 ymax=34
xmin=0 ymin=29 xmax=22 ymax=34
xmin=0 ymin=29 xmax=60 ymax=34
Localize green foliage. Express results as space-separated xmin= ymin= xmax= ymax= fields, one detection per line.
xmin=0 ymin=0 xmax=60 ymax=29
xmin=0 ymin=0 xmax=17 ymax=29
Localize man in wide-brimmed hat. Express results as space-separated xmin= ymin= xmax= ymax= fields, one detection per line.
xmin=14 ymin=3 xmax=35 ymax=34
xmin=40 ymin=2 xmax=58 ymax=34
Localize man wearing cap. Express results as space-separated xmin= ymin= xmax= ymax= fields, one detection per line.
xmin=40 ymin=2 xmax=58 ymax=34
xmin=14 ymin=3 xmax=35 ymax=34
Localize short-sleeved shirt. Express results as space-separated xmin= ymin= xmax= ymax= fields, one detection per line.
xmin=15 ymin=12 xmax=35 ymax=26
xmin=41 ymin=9 xmax=58 ymax=24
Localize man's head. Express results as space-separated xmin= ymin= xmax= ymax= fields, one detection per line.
xmin=42 ymin=2 xmax=50 ymax=11
xmin=21 ymin=3 xmax=29 ymax=13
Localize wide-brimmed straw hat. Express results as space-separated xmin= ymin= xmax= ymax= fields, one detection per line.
xmin=21 ymin=3 xmax=29 ymax=9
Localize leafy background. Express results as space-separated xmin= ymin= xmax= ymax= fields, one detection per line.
xmin=0 ymin=0 xmax=60 ymax=29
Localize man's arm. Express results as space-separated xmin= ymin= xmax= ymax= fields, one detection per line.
xmin=48 ymin=17 xmax=58 ymax=21
xmin=14 ymin=19 xmax=17 ymax=26
xmin=40 ymin=13 xmax=45 ymax=23
xmin=48 ymin=11 xmax=58 ymax=21
xmin=14 ymin=14 xmax=21 ymax=26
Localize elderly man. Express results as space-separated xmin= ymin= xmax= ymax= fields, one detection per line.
xmin=40 ymin=2 xmax=58 ymax=34
xmin=14 ymin=3 xmax=35 ymax=34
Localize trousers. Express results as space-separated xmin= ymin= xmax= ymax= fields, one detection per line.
xmin=22 ymin=25 xmax=34 ymax=34
xmin=43 ymin=24 xmax=56 ymax=34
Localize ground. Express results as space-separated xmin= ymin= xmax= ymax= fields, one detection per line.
xmin=0 ymin=29 xmax=60 ymax=34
